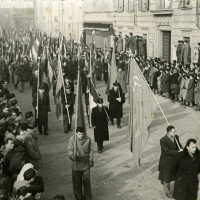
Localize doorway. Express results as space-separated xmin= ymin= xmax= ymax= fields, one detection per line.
xmin=162 ymin=31 xmax=171 ymax=62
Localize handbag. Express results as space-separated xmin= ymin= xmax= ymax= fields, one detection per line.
xmin=170 ymin=84 xmax=178 ymax=90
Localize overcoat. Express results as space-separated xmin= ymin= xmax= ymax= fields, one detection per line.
xmin=194 ymin=80 xmax=200 ymax=104
xmin=158 ymin=134 xmax=182 ymax=183
xmin=117 ymin=71 xmax=127 ymax=94
xmin=24 ymin=131 xmax=42 ymax=170
xmin=161 ymin=73 xmax=170 ymax=93
xmin=91 ymin=106 xmax=109 ymax=142
xmin=170 ymin=73 xmax=179 ymax=95
xmin=176 ymin=44 xmax=182 ymax=63
xmin=109 ymin=87 xmax=125 ymax=119
xmin=116 ymin=37 xmax=123 ymax=53
xmin=95 ymin=61 xmax=102 ymax=79
xmin=32 ymin=93 xmax=50 ymax=126
xmin=179 ymin=78 xmax=186 ymax=99
xmin=171 ymin=149 xmax=200 ymax=200
xmin=183 ymin=43 xmax=191 ymax=65
xmin=185 ymin=78 xmax=195 ymax=102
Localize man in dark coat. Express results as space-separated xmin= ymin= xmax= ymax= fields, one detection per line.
xmin=109 ymin=82 xmax=125 ymax=129
xmin=91 ymin=98 xmax=109 ymax=154
xmin=61 ymin=85 xmax=75 ymax=133
xmin=170 ymin=138 xmax=200 ymax=200
xmin=170 ymin=68 xmax=179 ymax=102
xmin=17 ymin=59 xmax=27 ymax=93
xmin=161 ymin=69 xmax=170 ymax=98
xmin=126 ymin=33 xmax=135 ymax=55
xmin=158 ymin=125 xmax=183 ymax=199
xmin=176 ymin=40 xmax=182 ymax=64
xmin=32 ymin=84 xmax=50 ymax=135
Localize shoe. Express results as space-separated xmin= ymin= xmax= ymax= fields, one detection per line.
xmin=117 ymin=125 xmax=121 ymax=129
xmin=98 ymin=150 xmax=102 ymax=154
xmin=20 ymin=90 xmax=23 ymax=93
xmin=68 ymin=128 xmax=72 ymax=131
xmin=64 ymin=130 xmax=68 ymax=134
xmin=39 ymin=132 xmax=42 ymax=135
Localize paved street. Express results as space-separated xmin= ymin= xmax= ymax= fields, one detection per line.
xmin=12 ymin=80 xmax=200 ymax=200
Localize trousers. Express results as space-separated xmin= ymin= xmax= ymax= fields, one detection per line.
xmin=72 ymin=169 xmax=92 ymax=200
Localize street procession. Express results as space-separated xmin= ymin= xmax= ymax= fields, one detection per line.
xmin=1 ymin=0 xmax=200 ymax=200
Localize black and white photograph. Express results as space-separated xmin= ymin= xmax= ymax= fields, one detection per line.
xmin=0 ymin=0 xmax=200 ymax=199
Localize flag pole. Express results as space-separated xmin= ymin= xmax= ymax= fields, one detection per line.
xmin=58 ymin=37 xmax=71 ymax=124
xmin=89 ymin=78 xmax=111 ymax=124
xmin=132 ymin=58 xmax=169 ymax=125
xmin=132 ymin=58 xmax=181 ymax=150
xmin=36 ymin=61 xmax=40 ymax=119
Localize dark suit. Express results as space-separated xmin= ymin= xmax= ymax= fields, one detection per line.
xmin=109 ymin=87 xmax=125 ymax=126
xmin=158 ymin=134 xmax=182 ymax=194
xmin=61 ymin=89 xmax=75 ymax=133
xmin=171 ymin=148 xmax=200 ymax=200
xmin=32 ymin=92 xmax=50 ymax=133
xmin=91 ymin=106 xmax=109 ymax=151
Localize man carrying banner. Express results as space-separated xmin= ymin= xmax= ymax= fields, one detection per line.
xmin=158 ymin=125 xmax=183 ymax=199
xmin=91 ymin=98 xmax=110 ymax=154
xmin=109 ymin=82 xmax=125 ymax=129
xmin=61 ymin=85 xmax=75 ymax=133
xmin=32 ymin=84 xmax=51 ymax=135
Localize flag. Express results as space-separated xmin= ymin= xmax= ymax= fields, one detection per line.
xmin=106 ymin=46 xmax=118 ymax=94
xmin=88 ymin=78 xmax=99 ymax=109
xmin=31 ymin=36 xmax=40 ymax=62
xmin=75 ymin=46 xmax=87 ymax=132
xmin=47 ymin=51 xmax=53 ymax=88
xmin=55 ymin=54 xmax=63 ymax=119
xmin=129 ymin=58 xmax=158 ymax=166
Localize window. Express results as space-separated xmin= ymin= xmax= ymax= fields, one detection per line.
xmin=138 ymin=0 xmax=149 ymax=11
xmin=179 ymin=0 xmax=190 ymax=8
xmin=118 ymin=0 xmax=124 ymax=12
xmin=128 ymin=0 xmax=135 ymax=11
xmin=157 ymin=0 xmax=172 ymax=9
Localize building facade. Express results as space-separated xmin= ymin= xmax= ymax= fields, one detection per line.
xmin=34 ymin=0 xmax=200 ymax=62
xmin=113 ymin=0 xmax=200 ymax=62
xmin=34 ymin=0 xmax=83 ymax=41
xmin=82 ymin=0 xmax=114 ymax=49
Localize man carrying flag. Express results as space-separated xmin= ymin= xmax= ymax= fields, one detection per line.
xmin=91 ymin=98 xmax=110 ymax=154
xmin=68 ymin=45 xmax=93 ymax=200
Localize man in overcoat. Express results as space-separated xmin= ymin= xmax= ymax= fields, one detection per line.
xmin=109 ymin=82 xmax=125 ymax=129
xmin=158 ymin=125 xmax=183 ymax=199
xmin=117 ymin=67 xmax=127 ymax=95
xmin=32 ymin=84 xmax=50 ymax=135
xmin=170 ymin=138 xmax=200 ymax=200
xmin=91 ymin=98 xmax=109 ymax=154
xmin=176 ymin=40 xmax=182 ymax=64
xmin=61 ymin=85 xmax=75 ymax=133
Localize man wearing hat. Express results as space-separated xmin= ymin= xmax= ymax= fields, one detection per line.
xmin=91 ymin=98 xmax=110 ymax=154
xmin=61 ymin=85 xmax=75 ymax=133
xmin=109 ymin=82 xmax=125 ymax=128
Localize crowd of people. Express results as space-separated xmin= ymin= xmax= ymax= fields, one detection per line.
xmin=0 ymin=26 xmax=200 ymax=200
